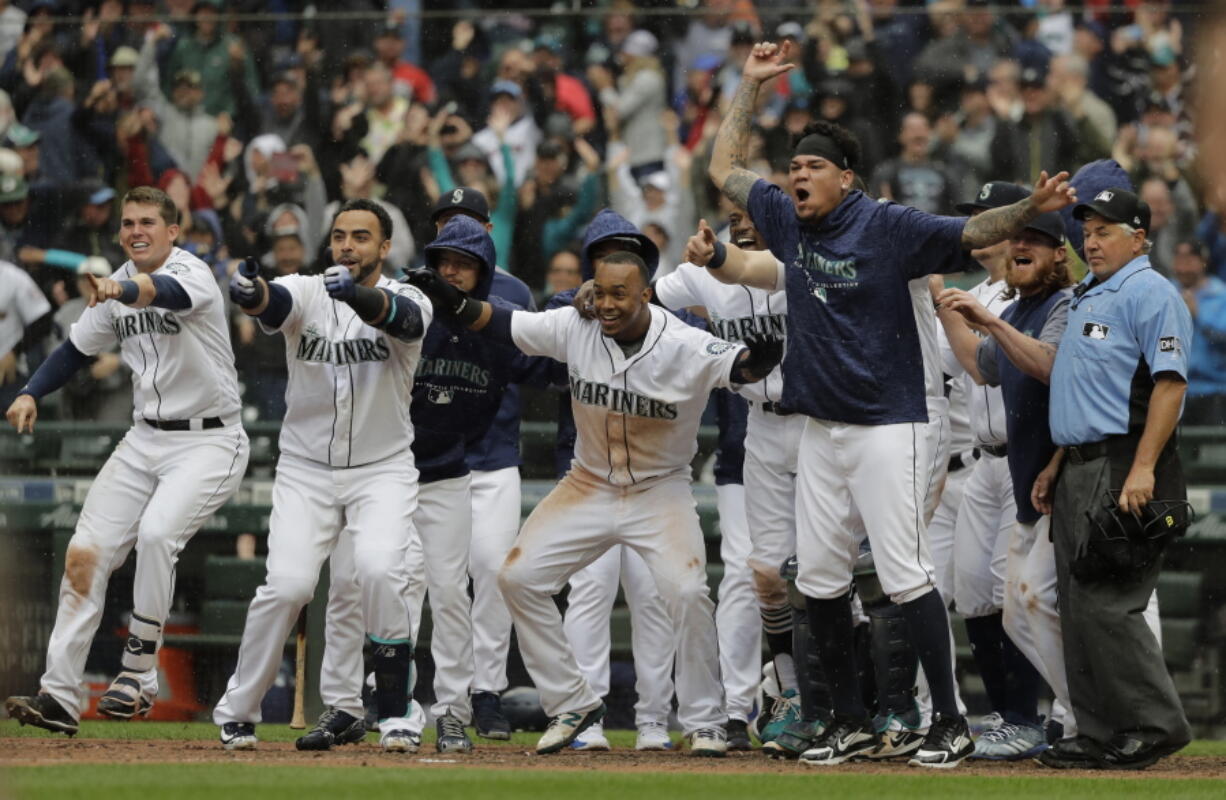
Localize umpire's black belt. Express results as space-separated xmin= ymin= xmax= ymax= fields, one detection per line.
xmin=1065 ymin=440 xmax=1112 ymax=465
xmin=144 ymin=417 xmax=225 ymax=431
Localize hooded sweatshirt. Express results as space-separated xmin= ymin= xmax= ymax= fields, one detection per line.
xmin=411 ymin=216 xmax=553 ymax=483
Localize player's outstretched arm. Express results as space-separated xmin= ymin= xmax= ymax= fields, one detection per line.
xmin=5 ymin=340 xmax=94 ymax=432
xmin=405 ymin=268 xmax=497 ymax=333
xmin=937 ymin=286 xmax=1061 ymax=384
xmin=229 ymin=256 xmax=292 ymax=328
xmin=86 ymin=272 xmax=192 ymax=311
xmin=709 ymin=41 xmax=792 ymax=209
xmin=685 ymin=219 xmax=780 ymax=290
xmin=961 ymin=171 xmax=1077 ymax=250
xmin=934 ymin=289 xmax=988 ymax=385
xmin=324 ymin=266 xmax=425 ymax=341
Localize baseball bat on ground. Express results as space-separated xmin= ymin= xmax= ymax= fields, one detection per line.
xmin=289 ymin=607 xmax=307 ymax=729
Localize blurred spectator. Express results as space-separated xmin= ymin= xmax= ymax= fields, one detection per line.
xmin=147 ymin=68 xmax=218 ymax=182
xmin=531 ymin=35 xmax=595 ymax=137
xmin=1048 ymin=53 xmax=1116 ymax=152
xmin=590 ymin=30 xmax=667 ymax=179
xmin=1196 ymin=205 xmax=1226 ymax=280
xmin=990 ymin=64 xmax=1082 ymax=184
xmin=164 ymin=0 xmax=260 ymax=117
xmin=512 ymin=137 xmax=601 ymax=291
xmin=1034 ymin=0 xmax=1075 ymax=56
xmin=813 ymin=77 xmax=883 ymax=178
xmin=472 ymin=79 xmax=540 ymax=189
xmin=430 ymin=19 xmax=486 ymax=123
xmin=0 ymin=1 xmax=25 ymax=65
xmin=673 ymin=0 xmax=733 ymax=92
xmin=1173 ymin=239 xmax=1226 ymax=425
xmin=46 ymin=256 xmax=130 ymax=422
xmin=19 ymin=180 xmax=123 ymax=280
xmin=0 ymin=171 xmax=59 ymax=284
xmin=871 ymin=112 xmax=959 ymax=214
xmin=255 ymin=65 xmax=324 ymax=155
xmin=545 ymin=248 xmax=582 ymax=298
xmin=373 ymin=21 xmax=435 ymax=105
xmin=932 ymin=75 xmax=994 ymax=192
xmin=0 ymin=253 xmax=50 ymax=408
xmin=915 ymin=0 xmax=1014 ymax=87
xmin=22 ymin=65 xmax=77 ymax=188
xmin=360 ymin=62 xmax=409 ymax=168
xmin=1138 ymin=174 xmax=1197 ymax=277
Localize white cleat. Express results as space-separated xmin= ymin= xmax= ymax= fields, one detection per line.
xmin=380 ymin=728 xmax=422 ymax=753
xmin=219 ymin=722 xmax=257 ymax=751
xmin=688 ymin=727 xmax=728 ymax=758
xmin=570 ymin=721 xmax=610 ymax=751
xmin=536 ymin=703 xmax=606 ymax=754
xmin=635 ymin=722 xmax=673 ymax=751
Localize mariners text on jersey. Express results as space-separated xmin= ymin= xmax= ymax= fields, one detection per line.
xmin=416 ymin=355 xmax=492 ymax=388
xmin=708 ymin=312 xmax=786 ymax=342
xmin=569 ymin=371 xmax=679 ymax=420
xmin=111 ymin=309 xmax=182 ymax=341
xmin=295 ymin=329 xmax=392 ymax=365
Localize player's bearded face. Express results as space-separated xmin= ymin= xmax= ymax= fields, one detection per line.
xmin=788 ymin=156 xmax=849 ymax=221
xmin=1006 ymin=231 xmax=1062 ymax=296
xmin=330 ymin=210 xmax=389 ymax=285
xmin=120 ymin=202 xmax=178 ymax=271
xmin=592 ymin=260 xmax=651 ymax=340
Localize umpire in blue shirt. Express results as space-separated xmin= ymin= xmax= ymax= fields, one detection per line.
xmin=1040 ymin=188 xmax=1193 ymax=770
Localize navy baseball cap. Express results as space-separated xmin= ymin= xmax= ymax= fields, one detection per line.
xmin=1023 ymin=211 xmax=1066 ymax=246
xmin=430 ymin=186 xmax=489 ymax=224
xmin=956 ymin=181 xmax=1028 ymax=215
xmin=1073 ymin=188 xmax=1151 ymax=233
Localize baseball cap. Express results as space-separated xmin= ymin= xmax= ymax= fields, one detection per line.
xmin=729 ymin=22 xmax=756 ymax=48
xmin=85 ymin=182 xmax=116 ymax=205
xmin=1023 ymin=211 xmax=1066 ymax=246
xmin=621 ymin=29 xmax=658 ymax=58
xmin=1073 ymin=188 xmax=1151 ymax=232
xmin=77 ymin=256 xmax=112 ymax=278
xmin=0 ymin=172 xmax=28 ymax=203
xmin=489 ymin=79 xmax=523 ymax=100
xmin=110 ymin=46 xmax=139 ymax=68
xmin=430 ymin=186 xmax=490 ymax=224
xmin=775 ymin=21 xmax=805 ymax=43
xmin=5 ymin=123 xmax=39 ymax=149
xmin=174 ymin=69 xmax=203 ymax=88
xmin=452 ymin=141 xmax=487 ymax=164
xmin=534 ymin=33 xmax=563 ymax=54
xmin=639 ymin=171 xmax=671 ymax=193
xmin=955 ymin=181 xmax=1028 ymax=215
xmin=1019 ymin=66 xmax=1047 ymax=88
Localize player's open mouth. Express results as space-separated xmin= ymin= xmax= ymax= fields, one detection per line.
xmin=1013 ymin=256 xmax=1033 ymax=266
xmin=337 ymin=257 xmax=357 ymax=266
xmin=130 ymin=242 xmax=149 ymax=250
xmin=734 ymin=237 xmax=756 ymax=248
xmin=795 ymin=188 xmax=810 ymax=203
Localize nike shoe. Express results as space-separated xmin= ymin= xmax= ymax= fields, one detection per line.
xmin=472 ymin=691 xmax=511 ymax=741
xmin=635 ymin=722 xmax=673 ymax=750
xmin=725 ymin=719 xmax=753 ymax=752
xmin=909 ymin=713 xmax=974 ymax=769
xmin=759 ymin=689 xmax=800 ymax=744
xmin=295 ymin=707 xmax=367 ymax=751
xmin=688 ymin=727 xmax=728 ymax=758
xmin=868 ymin=708 xmax=926 ymax=759
xmin=5 ymin=694 xmax=79 ymax=736
xmin=436 ymin=712 xmax=474 ymax=753
xmin=570 ymin=721 xmax=611 ymax=751
xmin=219 ymin=722 xmax=257 ymax=751
xmin=972 ymin=721 xmax=1047 ymax=760
xmin=381 ymin=728 xmax=421 ymax=753
xmin=536 ymin=703 xmax=606 ymax=754
xmin=799 ymin=715 xmax=879 ymax=766
xmin=97 ymin=672 xmax=154 ymax=720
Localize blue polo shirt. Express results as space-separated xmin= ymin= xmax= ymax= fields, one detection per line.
xmin=1050 ymin=255 xmax=1192 ymax=446
xmin=747 ymin=181 xmax=968 ymax=425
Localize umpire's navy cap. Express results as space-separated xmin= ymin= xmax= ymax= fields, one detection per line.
xmin=1073 ymin=187 xmax=1151 ymax=233
xmin=955 ymin=181 xmax=1028 ymax=215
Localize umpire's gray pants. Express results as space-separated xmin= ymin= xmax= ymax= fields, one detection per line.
xmin=1050 ymin=447 xmax=1191 ymax=747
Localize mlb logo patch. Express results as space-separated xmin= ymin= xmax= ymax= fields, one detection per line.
xmin=1160 ymin=336 xmax=1179 ymax=352
xmin=1083 ymin=322 xmax=1110 ymax=340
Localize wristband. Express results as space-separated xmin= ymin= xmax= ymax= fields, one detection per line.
xmin=708 ymin=240 xmax=727 ymax=270
xmin=117 ymin=280 xmax=141 ymax=304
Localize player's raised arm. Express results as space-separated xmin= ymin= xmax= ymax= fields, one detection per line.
xmin=709 ymin=41 xmax=793 ymax=209
xmin=685 ymin=219 xmax=781 ymax=291
xmin=960 ymin=171 xmax=1077 ymax=250
xmin=229 ymin=256 xmax=293 ymax=328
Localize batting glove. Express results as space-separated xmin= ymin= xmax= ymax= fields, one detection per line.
xmin=229 ymin=256 xmax=264 ymax=308
xmin=324 ymin=265 xmax=357 ymax=301
xmin=405 ymin=268 xmax=480 ymax=323
xmin=736 ymin=334 xmax=784 ymax=382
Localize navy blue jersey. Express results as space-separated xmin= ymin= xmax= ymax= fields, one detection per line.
xmin=747 ymin=181 xmax=967 ymax=425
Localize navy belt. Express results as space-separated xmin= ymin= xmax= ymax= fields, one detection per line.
xmin=144 ymin=417 xmax=224 ymax=431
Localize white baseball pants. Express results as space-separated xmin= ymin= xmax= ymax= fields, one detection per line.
xmin=41 ymin=423 xmax=248 ymax=718
xmin=795 ymin=418 xmax=936 ymax=604
xmin=953 ymin=453 xmax=1016 ymax=618
xmin=469 ymin=467 xmax=522 ymax=694
xmin=743 ymin=406 xmax=804 ymax=610
xmin=499 ymin=467 xmax=725 ymax=734
xmin=213 ymin=450 xmax=415 ymax=729
xmin=714 ymin=482 xmax=761 ymax=722
xmin=562 ymin=545 xmax=675 ymax=727
xmin=927 ymin=454 xmax=975 ymax=605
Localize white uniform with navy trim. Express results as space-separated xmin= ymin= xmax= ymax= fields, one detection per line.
xmin=654 ymin=261 xmax=790 ymax=722
xmin=39 ymin=248 xmax=250 ymax=718
xmin=214 ymin=275 xmax=432 ymax=731
xmin=498 ymin=304 xmax=742 ymax=732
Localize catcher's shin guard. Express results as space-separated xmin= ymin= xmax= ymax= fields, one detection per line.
xmin=785 ymin=557 xmax=832 ymax=723
xmin=370 ymin=639 xmax=414 ymax=721
xmin=855 ymin=552 xmax=919 ymax=717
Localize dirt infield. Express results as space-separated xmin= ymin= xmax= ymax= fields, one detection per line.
xmin=3 ymin=737 xmax=1223 ymax=779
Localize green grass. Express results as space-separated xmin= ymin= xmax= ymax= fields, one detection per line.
xmin=4 ymin=764 xmax=1225 ymax=800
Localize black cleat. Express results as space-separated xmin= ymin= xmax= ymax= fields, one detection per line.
xmin=799 ymin=714 xmax=879 ymax=766
xmin=219 ymin=721 xmax=257 ymax=751
xmin=295 ymin=707 xmax=367 ymax=751
xmin=908 ymin=713 xmax=974 ymax=769
xmin=436 ymin=711 xmax=474 ymax=753
xmin=725 ymin=719 xmax=752 ymax=751
xmin=472 ymin=691 xmax=511 ymax=741
xmin=1036 ymin=735 xmax=1106 ymax=770
xmin=6 ymin=694 xmax=79 ymax=736
xmin=97 ymin=672 xmax=153 ymax=720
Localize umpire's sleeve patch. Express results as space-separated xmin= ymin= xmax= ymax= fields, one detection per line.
xmin=1159 ymin=336 xmax=1180 ymax=353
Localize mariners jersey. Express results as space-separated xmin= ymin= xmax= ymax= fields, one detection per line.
xmin=511 ymin=304 xmax=745 ymax=486
xmin=69 ymin=247 xmax=241 ymax=424
xmin=654 ymin=261 xmax=787 ymax=404
xmin=264 ymin=274 xmax=433 ymax=468
xmin=942 ymin=278 xmax=1012 ymax=447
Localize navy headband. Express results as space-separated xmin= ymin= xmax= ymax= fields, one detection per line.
xmin=793 ymin=133 xmax=850 ymax=170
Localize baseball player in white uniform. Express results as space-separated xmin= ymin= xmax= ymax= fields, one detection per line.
xmin=0 ymin=259 xmax=52 ymax=408
xmin=408 ymin=249 xmax=783 ymax=757
xmin=5 ymin=187 xmax=249 ymax=735
xmin=656 ymin=209 xmax=789 ymax=748
xmin=212 ymin=198 xmax=431 ymax=752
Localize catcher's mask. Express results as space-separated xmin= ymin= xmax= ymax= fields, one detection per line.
xmin=1072 ymin=491 xmax=1192 ymax=583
